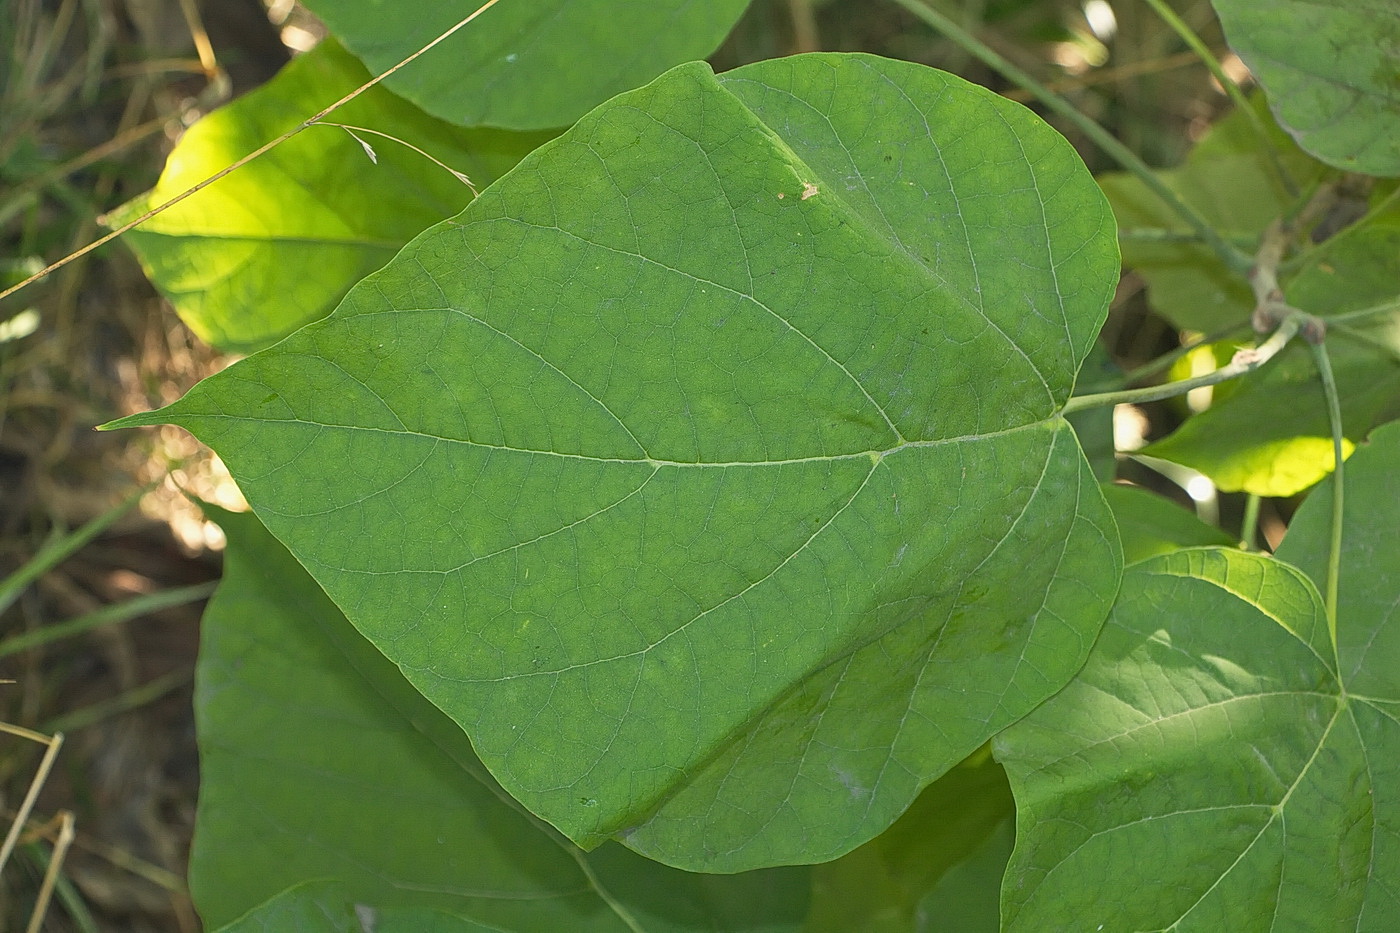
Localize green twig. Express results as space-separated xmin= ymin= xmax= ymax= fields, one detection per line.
xmin=1141 ymin=0 xmax=1295 ymax=199
xmin=0 ymin=582 xmax=216 ymax=661
xmin=1327 ymin=298 xmax=1400 ymax=327
xmin=1240 ymin=493 xmax=1261 ymax=550
xmin=1118 ymin=227 xmax=1258 ymax=247
xmin=43 ymin=669 xmax=192 ymax=734
xmin=0 ymin=485 xmax=149 ymax=616
xmin=1308 ymin=338 xmax=1345 ymax=653
xmin=1064 ymin=314 xmax=1302 ymax=413
xmin=885 ymin=0 xmax=1255 ymax=276
xmin=1115 ymin=321 xmax=1251 ymax=389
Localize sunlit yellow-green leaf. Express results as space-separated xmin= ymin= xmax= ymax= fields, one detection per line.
xmin=110 ymin=40 xmax=551 ymax=352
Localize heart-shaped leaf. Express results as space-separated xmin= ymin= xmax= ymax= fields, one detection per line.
xmin=995 ymin=421 xmax=1400 ymax=929
xmin=109 ymin=54 xmax=1121 ymax=871
xmin=194 ymin=506 xmax=811 ymax=931
xmin=301 ymin=0 xmax=752 ymax=129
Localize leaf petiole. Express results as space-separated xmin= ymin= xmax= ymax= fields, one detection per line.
xmin=1063 ymin=313 xmax=1303 ymax=414
xmin=1308 ymin=337 xmax=1345 ymax=652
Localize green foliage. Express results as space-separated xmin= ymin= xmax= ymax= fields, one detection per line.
xmin=97 ymin=2 xmax=1400 ymax=929
xmin=1097 ymin=99 xmax=1319 ymax=333
xmin=1211 ymin=0 xmax=1400 ymax=175
xmin=997 ymin=422 xmax=1400 ymax=929
xmin=196 ymin=507 xmax=810 ymax=931
xmin=300 ymin=0 xmax=753 ymax=129
xmin=113 ymin=54 xmax=1123 ymax=873
xmin=1102 ymin=98 xmax=1400 ymax=495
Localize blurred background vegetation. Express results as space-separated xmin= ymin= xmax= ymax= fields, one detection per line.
xmin=0 ymin=1 xmax=1250 ymax=928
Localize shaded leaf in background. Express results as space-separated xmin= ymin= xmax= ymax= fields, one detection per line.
xmin=109 ymin=40 xmax=553 ymax=352
xmin=914 ymin=819 xmax=1012 ymax=933
xmin=1100 ymin=483 xmax=1234 ymax=563
xmin=302 ymin=0 xmax=752 ymax=130
xmin=194 ymin=506 xmax=810 ymax=932
xmin=1143 ymin=206 xmax=1400 ymax=495
xmin=1142 ymin=337 xmax=1397 ymax=496
xmin=110 ymin=54 xmax=1121 ymax=871
xmin=1098 ymin=97 xmax=1323 ymax=333
xmin=1103 ymin=99 xmax=1400 ymax=495
xmin=1211 ymin=0 xmax=1400 ymax=176
xmin=996 ymin=440 xmax=1400 ymax=933
xmin=804 ymin=749 xmax=1013 ymax=933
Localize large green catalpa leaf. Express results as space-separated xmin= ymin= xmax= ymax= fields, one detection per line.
xmin=195 ymin=506 xmax=810 ymax=932
xmin=995 ymin=422 xmax=1400 ymax=929
xmin=108 ymin=40 xmax=552 ymax=352
xmin=110 ymin=54 xmax=1121 ymax=871
xmin=1211 ymin=0 xmax=1400 ymax=176
xmin=302 ymin=0 xmax=751 ymax=129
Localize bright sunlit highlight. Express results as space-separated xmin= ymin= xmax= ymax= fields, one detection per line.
xmin=1185 ymin=474 xmax=1217 ymax=502
xmin=1083 ymin=0 xmax=1117 ymax=40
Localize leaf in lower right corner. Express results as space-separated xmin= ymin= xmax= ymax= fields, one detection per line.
xmin=994 ymin=541 xmax=1399 ymax=930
